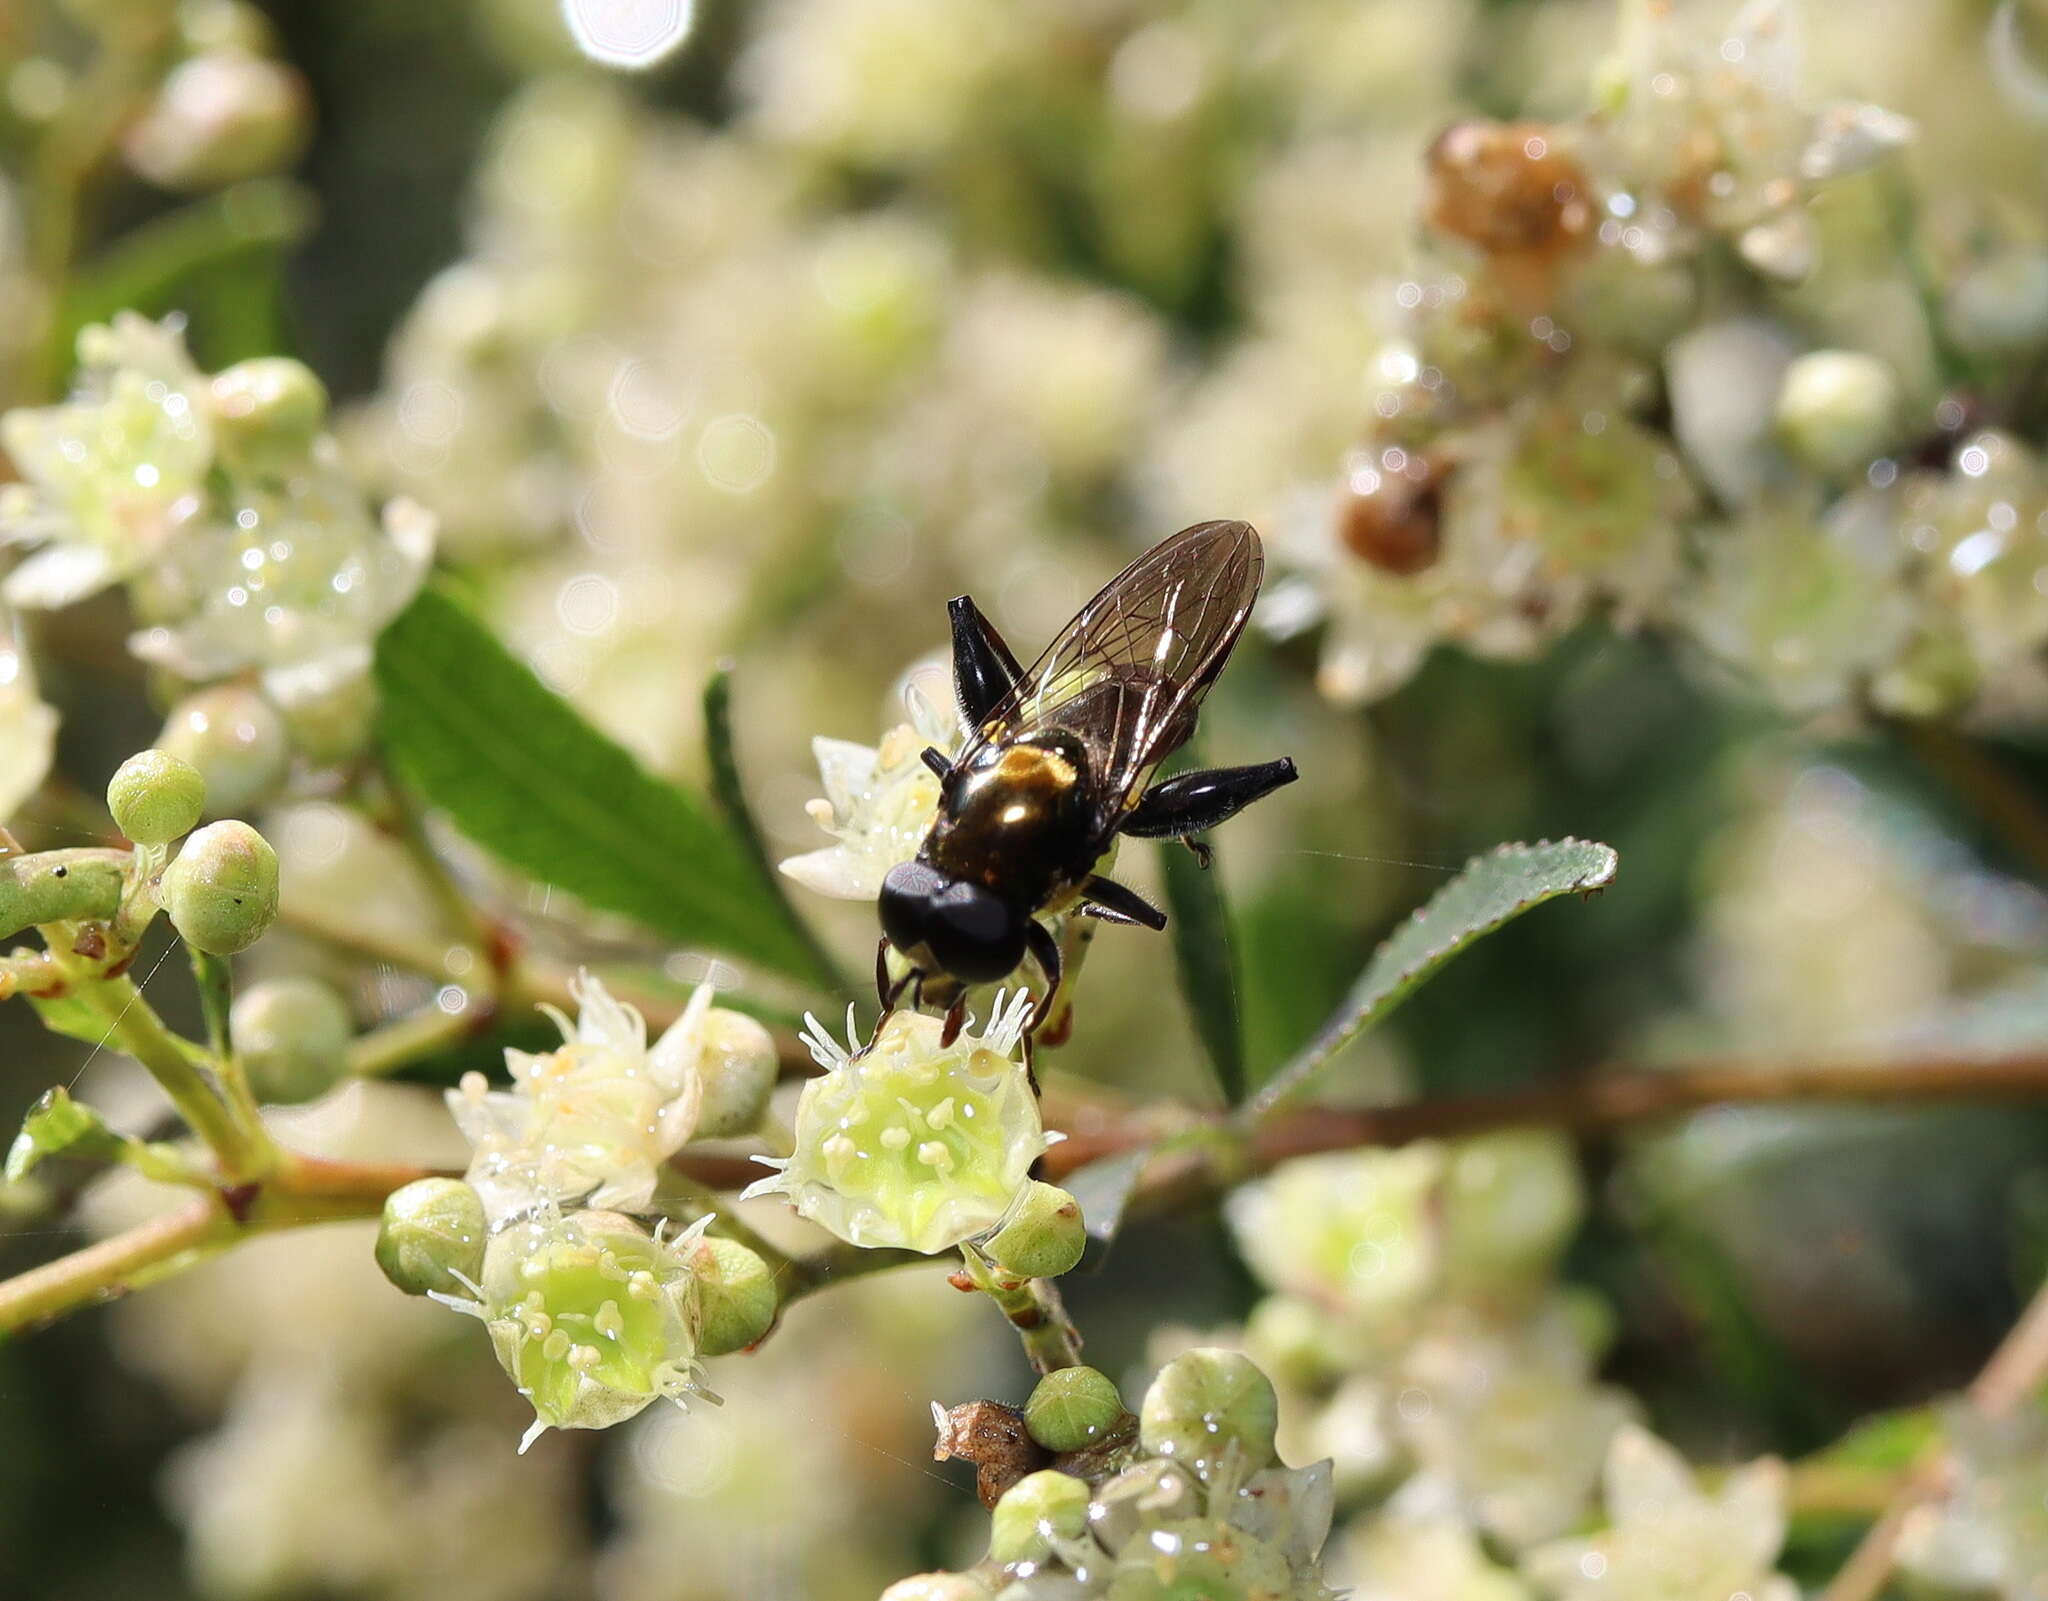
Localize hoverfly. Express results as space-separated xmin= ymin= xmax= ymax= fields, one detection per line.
xmin=879 ymin=519 xmax=1297 ymax=1031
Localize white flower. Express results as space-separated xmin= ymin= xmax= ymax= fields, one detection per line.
xmin=0 ymin=618 xmax=55 ymax=822
xmin=1522 ymin=1425 xmax=1795 ymax=1601
xmin=742 ymin=992 xmax=1046 ymax=1253
xmin=780 ymin=658 xmax=962 ymax=901
xmin=128 ymin=462 xmax=434 ymax=694
xmin=448 ymin=972 xmax=712 ymax=1224
xmin=0 ymin=314 xmax=212 ymax=608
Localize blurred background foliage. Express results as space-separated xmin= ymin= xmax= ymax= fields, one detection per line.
xmin=7 ymin=0 xmax=2048 ymax=1596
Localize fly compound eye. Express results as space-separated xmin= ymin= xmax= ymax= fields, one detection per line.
xmin=925 ymin=882 xmax=1028 ymax=985
xmin=879 ymin=860 xmax=949 ymax=956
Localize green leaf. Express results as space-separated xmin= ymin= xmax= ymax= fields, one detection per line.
xmin=1248 ymin=838 xmax=1619 ymax=1116
xmin=374 ymin=588 xmax=818 ymax=981
xmin=702 ymin=666 xmax=844 ymax=989
xmin=5 ymin=1088 xmax=128 ymax=1183
xmin=1160 ymin=841 xmax=1244 ymax=1104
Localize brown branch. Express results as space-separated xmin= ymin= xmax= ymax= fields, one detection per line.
xmin=1040 ymin=1050 xmax=2048 ymax=1185
xmin=0 ymin=1153 xmax=447 ymax=1338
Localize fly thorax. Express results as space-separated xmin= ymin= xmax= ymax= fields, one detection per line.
xmin=929 ymin=739 xmax=1093 ymax=896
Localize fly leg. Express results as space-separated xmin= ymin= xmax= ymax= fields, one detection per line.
xmin=948 ymin=595 xmax=1025 ymax=726
xmin=876 ymin=941 xmax=915 ymax=1024
xmin=1078 ymin=875 xmax=1167 ymax=930
xmin=1024 ymin=920 xmax=1064 ymax=1046
xmin=939 ymin=996 xmax=970 ymax=1048
xmin=1120 ymin=758 xmax=1299 ymax=858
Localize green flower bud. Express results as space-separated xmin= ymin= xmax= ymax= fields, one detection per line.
xmin=1087 ymin=1459 xmax=1200 ymax=1554
xmin=161 ymin=819 xmax=279 ymax=954
xmin=208 ymin=356 xmax=328 ymax=473
xmin=469 ymin=1209 xmax=702 ymax=1445
xmin=1024 ymin=1365 xmax=1125 ymax=1454
xmin=988 ymin=1468 xmax=1090 ymax=1566
xmin=684 ymin=1234 xmax=778 ymax=1356
xmin=107 ymin=749 xmax=206 ymax=845
xmin=1946 ymin=249 xmax=2048 ymax=356
xmin=692 ymin=1007 xmax=778 ymax=1138
xmin=1139 ymin=1349 xmax=1279 ymax=1477
xmin=1242 ymin=1295 xmax=1342 ymax=1391
xmin=270 ymin=667 xmax=376 ymax=767
xmin=1774 ymin=350 xmax=1901 ymax=476
xmin=984 ymin=1181 xmax=1086 ymax=1280
xmin=230 ymin=975 xmax=352 ymax=1103
xmin=156 ymin=685 xmax=290 ymax=816
xmin=121 ymin=51 xmax=309 ymax=192
xmin=375 ymin=1177 xmax=487 ymax=1297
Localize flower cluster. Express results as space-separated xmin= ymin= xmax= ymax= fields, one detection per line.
xmin=0 ymin=315 xmax=433 ymax=814
xmin=891 ymin=1348 xmax=1340 ymax=1600
xmin=781 ymin=657 xmax=962 ymax=902
xmin=381 ymin=974 xmax=781 ymax=1447
xmin=1146 ymin=0 xmax=2048 ymax=725
xmin=744 ymin=992 xmax=1048 ymax=1255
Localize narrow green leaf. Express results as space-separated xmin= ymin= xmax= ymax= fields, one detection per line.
xmin=1160 ymin=841 xmax=1245 ymax=1104
xmin=374 ymin=588 xmax=816 ymax=980
xmin=702 ymin=665 xmax=844 ymax=990
xmin=5 ymin=1088 xmax=127 ymax=1183
xmin=1247 ymin=838 xmax=1619 ymax=1117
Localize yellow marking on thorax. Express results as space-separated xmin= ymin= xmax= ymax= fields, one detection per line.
xmin=995 ymin=743 xmax=1079 ymax=789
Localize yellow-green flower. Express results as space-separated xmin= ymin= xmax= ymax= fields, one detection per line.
xmin=744 ymin=993 xmax=1045 ymax=1253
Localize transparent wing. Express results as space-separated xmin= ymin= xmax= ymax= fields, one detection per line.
xmin=961 ymin=520 xmax=1263 ymax=834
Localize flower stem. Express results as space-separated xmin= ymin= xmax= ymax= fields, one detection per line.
xmin=71 ymin=974 xmax=276 ymax=1183
xmin=958 ymin=1244 xmax=1084 ymax=1373
xmin=0 ymin=1152 xmax=440 ymax=1338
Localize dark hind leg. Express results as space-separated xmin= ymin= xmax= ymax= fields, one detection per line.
xmin=1078 ymin=874 xmax=1167 ymax=930
xmin=1120 ymin=759 xmax=1299 ymax=856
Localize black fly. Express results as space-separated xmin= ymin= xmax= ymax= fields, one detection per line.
xmin=878 ymin=520 xmax=1298 ymax=1032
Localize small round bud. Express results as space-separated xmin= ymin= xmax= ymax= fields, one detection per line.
xmin=270 ymin=667 xmax=376 ymax=767
xmin=1946 ymin=249 xmax=2048 ymax=356
xmin=692 ymin=1008 xmax=778 ymax=1138
xmin=121 ymin=51 xmax=309 ymax=191
xmin=1242 ymin=1295 xmax=1341 ymax=1391
xmin=1774 ymin=350 xmax=1901 ymax=476
xmin=375 ymin=1177 xmax=486 ymax=1297
xmin=161 ymin=820 xmax=279 ymax=954
xmin=156 ymin=685 xmax=290 ymax=816
xmin=983 ymin=1181 xmax=1086 ymax=1280
xmin=230 ymin=976 xmax=352 ymax=1103
xmin=1023 ymin=1365 xmax=1125 ymax=1454
xmin=684 ymin=1234 xmax=778 ymax=1356
xmin=107 ymin=749 xmax=205 ymax=844
xmin=988 ymin=1468 xmax=1089 ymax=1566
xmin=208 ymin=356 xmax=328 ymax=472
xmin=1139 ymin=1349 xmax=1279 ymax=1475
